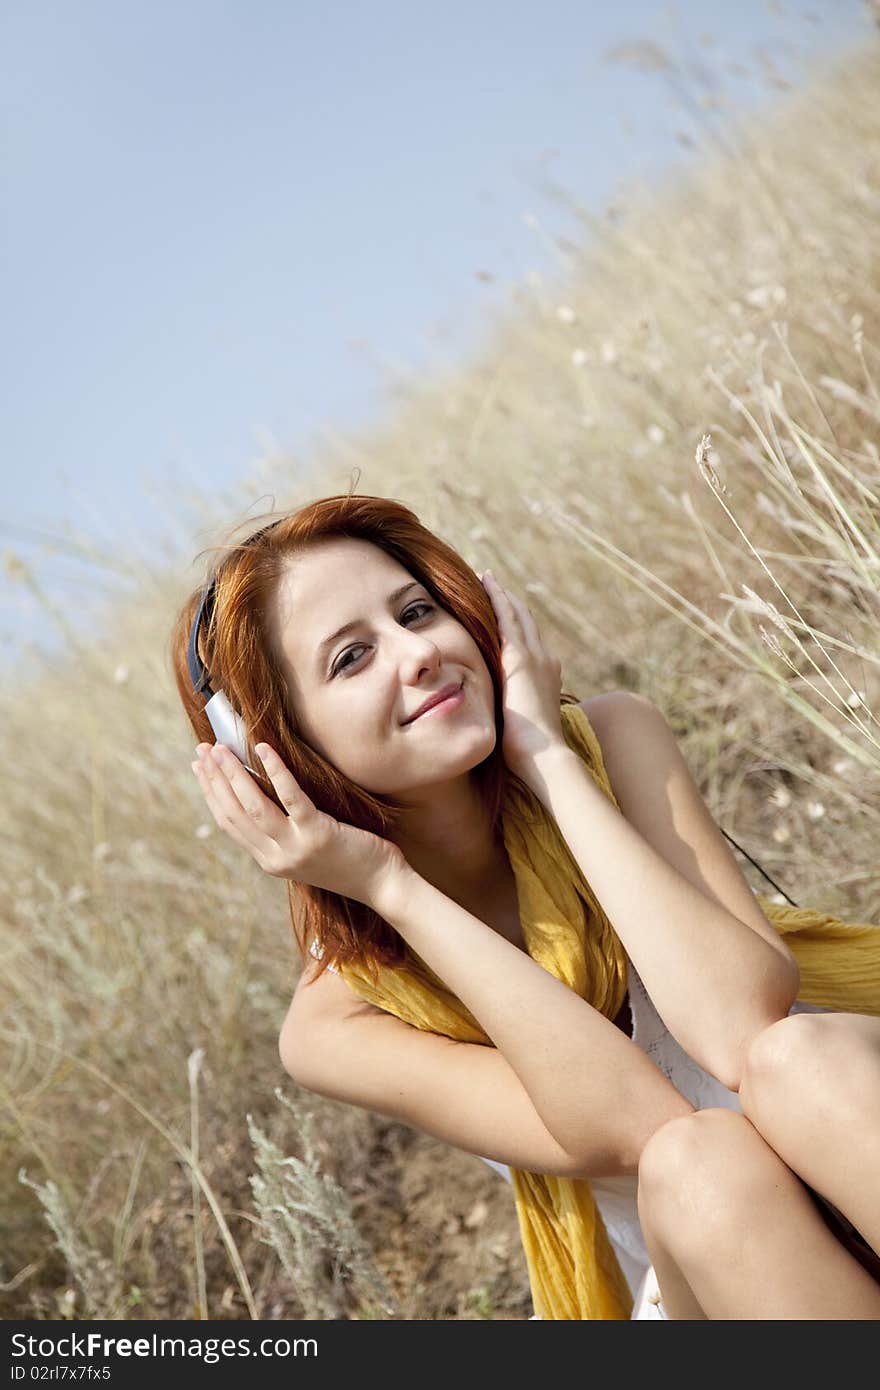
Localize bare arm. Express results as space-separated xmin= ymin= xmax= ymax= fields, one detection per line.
xmin=526 ymin=692 xmax=801 ymax=1091
xmin=284 ymin=867 xmax=697 ymax=1173
xmin=283 ymin=927 xmax=694 ymax=1179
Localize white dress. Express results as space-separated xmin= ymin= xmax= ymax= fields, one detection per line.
xmin=481 ymin=956 xmax=831 ymax=1320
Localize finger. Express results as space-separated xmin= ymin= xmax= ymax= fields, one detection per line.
xmin=252 ymin=743 xmax=317 ymax=819
xmin=483 ymin=571 xmax=541 ymax=653
xmin=209 ymin=745 xmax=287 ymax=828
xmin=482 ymin=570 xmax=520 ymax=630
xmin=483 ymin=569 xmax=529 ymax=620
xmin=197 ymin=747 xmax=281 ymax=857
xmin=192 ymin=758 xmax=270 ymax=858
xmin=211 ymin=742 xmax=319 ymax=844
xmin=505 ymin=589 xmax=538 ymax=636
xmin=193 ymin=754 xmax=255 ymax=837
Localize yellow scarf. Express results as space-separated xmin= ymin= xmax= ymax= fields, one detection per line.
xmin=336 ymin=703 xmax=880 ymax=1319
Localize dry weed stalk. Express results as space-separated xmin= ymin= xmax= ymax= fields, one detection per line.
xmin=247 ymin=1089 xmax=399 ymax=1320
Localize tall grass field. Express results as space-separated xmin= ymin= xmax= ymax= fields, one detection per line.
xmin=2 ymin=32 xmax=878 ymax=1320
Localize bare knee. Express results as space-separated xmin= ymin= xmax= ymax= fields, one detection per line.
xmin=740 ymin=1012 xmax=870 ymax=1118
xmin=638 ymin=1108 xmax=747 ymax=1190
xmin=743 ymin=1012 xmax=827 ymax=1078
xmin=637 ymin=1108 xmax=774 ymax=1244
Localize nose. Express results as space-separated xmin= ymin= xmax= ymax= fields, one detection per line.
xmin=395 ymin=627 xmax=442 ymax=683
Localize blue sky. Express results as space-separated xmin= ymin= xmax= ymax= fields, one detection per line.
xmin=1 ymin=1 xmax=870 ymax=672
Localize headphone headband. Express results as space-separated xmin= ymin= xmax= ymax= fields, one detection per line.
xmin=186 ymin=518 xmax=284 ymax=771
xmin=186 ymin=581 xmax=217 ymax=698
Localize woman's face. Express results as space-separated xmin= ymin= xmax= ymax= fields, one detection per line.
xmin=268 ymin=536 xmax=498 ymax=795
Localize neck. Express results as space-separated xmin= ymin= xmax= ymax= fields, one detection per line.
xmin=390 ymin=774 xmax=507 ymax=903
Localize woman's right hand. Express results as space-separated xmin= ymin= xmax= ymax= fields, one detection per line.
xmin=191 ymin=741 xmax=408 ymax=909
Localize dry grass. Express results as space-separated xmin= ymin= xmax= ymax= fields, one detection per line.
xmin=2 ymin=33 xmax=879 ymax=1320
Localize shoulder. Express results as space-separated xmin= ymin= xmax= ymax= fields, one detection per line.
xmin=575 ymin=692 xmax=658 ymax=733
xmin=287 ymin=942 xmax=386 ymax=1026
xmin=576 ymin=690 xmax=660 ymax=741
xmin=573 ymin=691 xmax=669 ymax=803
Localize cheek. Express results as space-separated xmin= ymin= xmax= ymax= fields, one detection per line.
xmin=468 ymin=648 xmax=496 ymax=704
xmin=311 ymin=689 xmax=394 ymax=765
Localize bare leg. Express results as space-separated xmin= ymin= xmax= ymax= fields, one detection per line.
xmin=637 ymin=1108 xmax=880 ymax=1319
xmin=739 ymin=1011 xmax=880 ymax=1252
xmin=637 ymin=1237 xmax=707 ymax=1319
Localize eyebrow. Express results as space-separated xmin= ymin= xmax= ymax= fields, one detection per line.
xmin=315 ymin=581 xmax=424 ymax=668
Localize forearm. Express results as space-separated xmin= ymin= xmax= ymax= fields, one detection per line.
xmin=372 ymin=866 xmax=694 ymax=1168
xmin=524 ymin=746 xmax=799 ymax=1090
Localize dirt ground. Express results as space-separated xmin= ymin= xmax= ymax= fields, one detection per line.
xmin=342 ymin=1117 xmax=535 ymax=1320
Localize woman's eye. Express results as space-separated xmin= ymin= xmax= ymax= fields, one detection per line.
xmin=331 ymin=602 xmax=435 ymax=677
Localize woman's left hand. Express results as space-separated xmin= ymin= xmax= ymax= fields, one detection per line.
xmin=480 ymin=569 xmax=567 ymax=781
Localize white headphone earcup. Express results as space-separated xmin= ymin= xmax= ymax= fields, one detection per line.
xmin=205 ymin=690 xmax=257 ymax=773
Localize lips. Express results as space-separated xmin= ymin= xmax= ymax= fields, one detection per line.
xmin=403 ymin=681 xmax=463 ymax=725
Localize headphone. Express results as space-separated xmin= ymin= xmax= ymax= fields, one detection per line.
xmin=186 ymin=520 xmax=283 ymax=776
xmin=187 ymin=576 xmax=257 ymax=772
xmin=187 ymin=529 xmax=799 ymax=908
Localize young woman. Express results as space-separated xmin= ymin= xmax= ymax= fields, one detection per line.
xmin=171 ymin=492 xmax=880 ymax=1319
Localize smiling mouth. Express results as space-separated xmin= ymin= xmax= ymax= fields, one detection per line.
xmin=404 ymin=681 xmax=464 ymax=724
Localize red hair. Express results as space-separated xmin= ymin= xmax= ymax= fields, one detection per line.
xmin=169 ymin=490 xmax=580 ymax=985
